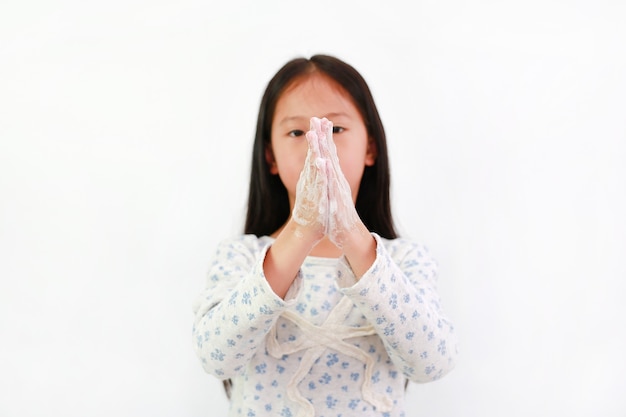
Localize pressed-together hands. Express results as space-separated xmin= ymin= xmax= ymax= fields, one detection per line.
xmin=292 ymin=117 xmax=361 ymax=248
xmin=265 ymin=117 xmax=375 ymax=298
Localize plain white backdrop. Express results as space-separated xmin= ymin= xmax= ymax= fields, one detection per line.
xmin=1 ymin=1 xmax=625 ymax=416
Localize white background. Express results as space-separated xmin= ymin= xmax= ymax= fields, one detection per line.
xmin=1 ymin=1 xmax=625 ymax=416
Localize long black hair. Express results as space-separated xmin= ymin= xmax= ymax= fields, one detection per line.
xmin=225 ymin=55 xmax=400 ymax=398
xmin=244 ymin=54 xmax=397 ymax=239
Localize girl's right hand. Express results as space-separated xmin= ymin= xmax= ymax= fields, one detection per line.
xmin=290 ymin=119 xmax=330 ymax=243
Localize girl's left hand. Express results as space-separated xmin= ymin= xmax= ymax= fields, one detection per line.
xmin=310 ymin=117 xmax=362 ymax=248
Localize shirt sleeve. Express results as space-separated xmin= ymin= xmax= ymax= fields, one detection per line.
xmin=338 ymin=233 xmax=459 ymax=383
xmin=191 ymin=236 xmax=294 ymax=379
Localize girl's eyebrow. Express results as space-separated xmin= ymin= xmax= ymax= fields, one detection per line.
xmin=324 ymin=112 xmax=350 ymax=120
xmin=276 ymin=116 xmax=308 ymax=126
xmin=278 ymin=112 xmax=350 ymax=126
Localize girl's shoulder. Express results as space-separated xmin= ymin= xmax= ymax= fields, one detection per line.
xmin=213 ymin=234 xmax=274 ymax=257
xmin=376 ymin=234 xmax=436 ymax=263
xmin=217 ymin=233 xmax=272 ymax=246
xmin=375 ymin=235 xmax=439 ymax=282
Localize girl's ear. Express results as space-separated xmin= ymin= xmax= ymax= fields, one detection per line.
xmin=265 ymin=146 xmax=278 ymax=174
xmin=365 ymin=138 xmax=377 ymax=166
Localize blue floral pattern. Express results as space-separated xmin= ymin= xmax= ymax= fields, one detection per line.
xmin=193 ymin=233 xmax=457 ymax=416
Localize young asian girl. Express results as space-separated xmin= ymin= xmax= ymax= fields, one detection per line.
xmin=192 ymin=54 xmax=458 ymax=417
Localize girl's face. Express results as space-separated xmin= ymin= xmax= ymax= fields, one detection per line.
xmin=268 ymin=72 xmax=376 ymax=211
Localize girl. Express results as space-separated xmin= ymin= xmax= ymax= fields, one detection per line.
xmin=192 ymin=54 xmax=458 ymax=417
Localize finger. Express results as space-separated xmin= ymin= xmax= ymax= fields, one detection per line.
xmin=319 ymin=118 xmax=344 ymax=182
xmin=305 ymin=130 xmax=321 ymax=160
xmin=316 ymin=157 xmax=330 ymax=233
xmin=316 ymin=117 xmax=332 ymax=161
xmin=306 ymin=117 xmax=324 ymax=160
xmin=326 ymin=157 xmax=338 ymax=216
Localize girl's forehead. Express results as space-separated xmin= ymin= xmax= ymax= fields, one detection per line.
xmin=277 ymin=75 xmax=356 ymax=116
xmin=283 ymin=72 xmax=350 ymax=99
xmin=271 ymin=72 xmax=364 ymax=129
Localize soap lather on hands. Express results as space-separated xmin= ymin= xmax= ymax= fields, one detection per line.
xmin=291 ymin=116 xmax=360 ymax=247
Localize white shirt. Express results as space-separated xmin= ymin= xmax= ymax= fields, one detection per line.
xmin=193 ymin=233 xmax=458 ymax=417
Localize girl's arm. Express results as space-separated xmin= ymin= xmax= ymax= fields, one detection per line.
xmin=339 ymin=234 xmax=459 ymax=383
xmin=338 ymin=221 xmax=377 ymax=279
xmin=263 ymin=220 xmax=321 ymax=299
xmin=192 ymin=236 xmax=294 ymax=379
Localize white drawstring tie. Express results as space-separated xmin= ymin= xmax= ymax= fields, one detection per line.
xmin=266 ymin=296 xmax=394 ymax=417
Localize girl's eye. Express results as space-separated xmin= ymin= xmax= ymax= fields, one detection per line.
xmin=288 ymin=130 xmax=305 ymax=138
xmin=332 ymin=126 xmax=345 ymax=134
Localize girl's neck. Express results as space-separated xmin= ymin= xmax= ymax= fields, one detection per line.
xmin=269 ymin=226 xmax=342 ymax=259
xmin=308 ymin=237 xmax=343 ymax=258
